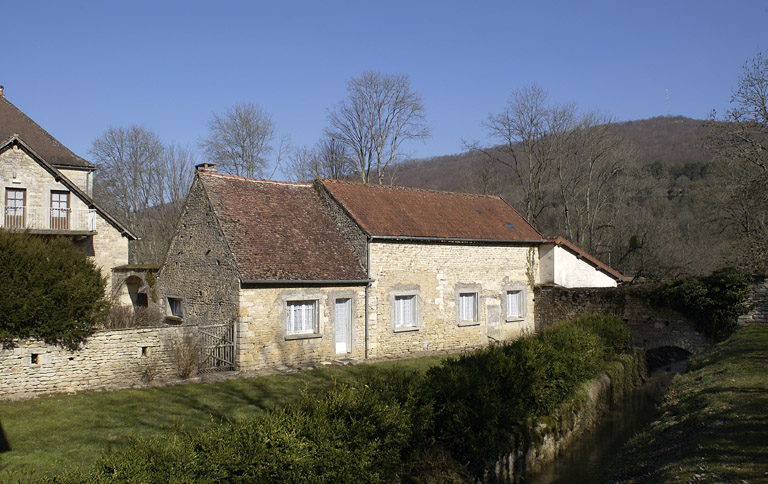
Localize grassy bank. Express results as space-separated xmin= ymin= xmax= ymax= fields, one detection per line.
xmin=0 ymin=356 xmax=443 ymax=481
xmin=608 ymin=324 xmax=768 ymax=483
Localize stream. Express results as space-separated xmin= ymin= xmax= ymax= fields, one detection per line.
xmin=525 ymin=356 xmax=688 ymax=484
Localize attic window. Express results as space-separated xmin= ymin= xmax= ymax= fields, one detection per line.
xmin=504 ymin=222 xmax=516 ymax=230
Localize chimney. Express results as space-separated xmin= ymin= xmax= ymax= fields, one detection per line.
xmin=195 ymin=162 xmax=217 ymax=173
xmin=0 ymin=86 xmax=4 ymax=96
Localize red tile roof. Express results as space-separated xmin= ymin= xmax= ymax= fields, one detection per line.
xmin=200 ymin=173 xmax=367 ymax=282
xmin=0 ymin=95 xmax=93 ymax=169
xmin=545 ymin=236 xmax=628 ymax=282
xmin=319 ymin=179 xmax=543 ymax=242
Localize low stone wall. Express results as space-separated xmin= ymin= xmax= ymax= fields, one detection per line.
xmin=484 ymin=350 xmax=646 ymax=483
xmin=534 ymin=285 xmax=710 ymax=354
xmin=739 ymin=280 xmax=768 ymax=324
xmin=0 ymin=326 xmax=194 ymax=400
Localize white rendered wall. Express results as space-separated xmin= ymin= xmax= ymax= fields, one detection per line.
xmin=553 ymin=246 xmax=617 ymax=288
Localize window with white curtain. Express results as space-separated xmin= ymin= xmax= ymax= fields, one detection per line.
xmin=286 ymin=300 xmax=318 ymax=335
xmin=393 ymin=295 xmax=417 ymax=329
xmin=505 ymin=290 xmax=524 ymax=320
xmin=458 ymin=292 xmax=478 ymax=322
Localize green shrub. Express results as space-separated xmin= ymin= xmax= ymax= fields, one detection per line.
xmin=654 ymin=267 xmax=751 ymax=341
xmin=55 ymin=384 xmax=413 ymax=483
xmin=573 ymin=313 xmax=632 ymax=355
xmin=0 ymin=232 xmax=109 ymax=349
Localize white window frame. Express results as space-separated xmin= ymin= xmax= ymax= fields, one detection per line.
xmin=286 ymin=299 xmax=319 ymax=337
xmin=393 ymin=294 xmax=419 ymax=331
xmin=458 ymin=292 xmax=479 ymax=325
xmin=503 ymin=287 xmax=526 ymax=322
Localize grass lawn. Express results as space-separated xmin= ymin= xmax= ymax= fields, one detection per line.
xmin=607 ymin=324 xmax=768 ymax=483
xmin=0 ymin=355 xmax=444 ymax=481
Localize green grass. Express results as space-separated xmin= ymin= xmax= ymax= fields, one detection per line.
xmin=608 ymin=324 xmax=768 ymax=483
xmin=0 ymin=355 xmax=444 ymax=481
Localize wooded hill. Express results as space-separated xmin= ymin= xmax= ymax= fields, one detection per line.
xmin=390 ymin=116 xmax=739 ymax=280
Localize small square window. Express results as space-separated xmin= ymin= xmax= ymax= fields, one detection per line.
xmin=167 ymin=297 xmax=183 ymax=319
xmin=458 ymin=292 xmax=478 ymax=323
xmin=287 ymin=300 xmax=318 ymax=335
xmin=505 ymin=290 xmax=525 ymax=320
xmin=394 ymin=295 xmax=417 ymax=329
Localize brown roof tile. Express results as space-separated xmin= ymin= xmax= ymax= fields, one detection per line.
xmin=545 ymin=236 xmax=628 ymax=282
xmin=200 ymin=173 xmax=367 ymax=282
xmin=319 ymin=179 xmax=543 ymax=241
xmin=0 ymin=95 xmax=93 ymax=169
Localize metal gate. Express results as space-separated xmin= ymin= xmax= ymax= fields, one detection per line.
xmin=198 ymin=321 xmax=236 ymax=373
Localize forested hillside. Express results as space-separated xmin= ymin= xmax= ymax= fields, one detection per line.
xmin=390 ymin=116 xmax=741 ymax=279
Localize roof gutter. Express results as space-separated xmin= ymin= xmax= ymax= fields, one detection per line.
xmin=240 ymin=279 xmax=373 ymax=285
xmin=368 ymin=235 xmax=547 ymax=244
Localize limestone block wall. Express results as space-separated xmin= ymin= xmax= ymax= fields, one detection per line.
xmin=238 ymin=285 xmax=367 ymax=371
xmin=739 ymin=281 xmax=768 ymax=324
xmin=0 ymin=148 xmax=92 ymax=216
xmin=57 ymin=167 xmax=92 ymax=195
xmin=534 ymin=286 xmax=710 ymax=353
xmin=367 ymin=241 xmax=536 ymax=359
xmin=89 ymin=216 xmax=130 ymax=293
xmin=156 ymin=177 xmax=240 ymax=326
xmin=0 ymin=326 xmax=193 ymax=400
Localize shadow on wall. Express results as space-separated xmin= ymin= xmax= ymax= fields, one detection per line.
xmin=0 ymin=420 xmax=10 ymax=452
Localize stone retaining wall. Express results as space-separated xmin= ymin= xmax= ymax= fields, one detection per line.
xmin=534 ymin=285 xmax=710 ymax=354
xmin=484 ymin=350 xmax=646 ymax=483
xmin=0 ymin=326 xmax=193 ymax=400
xmin=739 ymin=280 xmax=768 ymax=324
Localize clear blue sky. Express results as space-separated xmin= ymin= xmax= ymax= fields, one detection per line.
xmin=4 ymin=1 xmax=766 ymax=180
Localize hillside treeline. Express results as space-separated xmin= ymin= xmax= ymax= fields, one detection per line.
xmin=392 ymin=115 xmax=758 ymax=279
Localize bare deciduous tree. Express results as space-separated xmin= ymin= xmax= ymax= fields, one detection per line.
xmin=91 ymin=127 xmax=195 ymax=264
xmin=480 ymin=85 xmax=577 ymax=224
xmin=327 ymin=71 xmax=430 ymax=184
xmin=705 ymin=50 xmax=768 ymax=272
xmin=287 ymin=136 xmax=353 ymax=182
xmin=200 ymin=102 xmax=275 ymax=178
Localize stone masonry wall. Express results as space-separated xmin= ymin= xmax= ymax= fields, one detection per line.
xmin=534 ymin=285 xmax=710 ymax=353
xmin=0 ymin=326 xmax=193 ymax=400
xmin=739 ymin=280 xmax=768 ymax=324
xmin=368 ymin=241 xmax=537 ymax=359
xmin=238 ymin=285 xmax=367 ymax=371
xmin=156 ymin=176 xmax=240 ymax=327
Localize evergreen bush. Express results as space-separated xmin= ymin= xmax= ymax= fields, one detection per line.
xmin=0 ymin=232 xmax=108 ymax=349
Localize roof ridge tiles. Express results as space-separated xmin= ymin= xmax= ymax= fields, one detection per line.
xmin=318 ymin=178 xmax=502 ymax=199
xmin=200 ymin=172 xmax=312 ymax=187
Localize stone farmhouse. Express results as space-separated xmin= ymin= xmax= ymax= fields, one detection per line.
xmin=0 ymin=92 xmax=136 ymax=292
xmin=157 ymin=164 xmax=625 ymax=372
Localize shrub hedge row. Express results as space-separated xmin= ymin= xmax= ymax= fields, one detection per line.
xmin=50 ymin=314 xmax=631 ymax=483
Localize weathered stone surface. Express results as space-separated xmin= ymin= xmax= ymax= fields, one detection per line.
xmin=0 ymin=326 xmax=192 ymax=400
xmin=534 ymin=286 xmax=711 ymax=353
xmin=367 ymin=241 xmax=537 ymax=358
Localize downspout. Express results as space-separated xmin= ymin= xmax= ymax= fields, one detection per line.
xmin=365 ymin=236 xmax=371 ymax=360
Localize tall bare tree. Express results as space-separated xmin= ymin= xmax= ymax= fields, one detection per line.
xmin=200 ymin=102 xmax=275 ymax=178
xmin=327 ymin=71 xmax=430 ymax=184
xmin=555 ymin=113 xmax=635 ymax=253
xmin=481 ymin=85 xmax=576 ymax=224
xmin=705 ymin=50 xmax=768 ymax=272
xmin=90 ymin=125 xmax=165 ymax=229
xmin=286 ymin=136 xmax=353 ymax=182
xmin=91 ymin=127 xmax=195 ymax=264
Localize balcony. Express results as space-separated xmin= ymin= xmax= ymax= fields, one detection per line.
xmin=1 ymin=205 xmax=96 ymax=235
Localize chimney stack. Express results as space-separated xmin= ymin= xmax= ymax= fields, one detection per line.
xmin=0 ymin=86 xmax=4 ymax=96
xmin=195 ymin=162 xmax=217 ymax=173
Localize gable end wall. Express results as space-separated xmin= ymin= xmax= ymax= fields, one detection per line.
xmin=156 ymin=177 xmax=239 ymax=327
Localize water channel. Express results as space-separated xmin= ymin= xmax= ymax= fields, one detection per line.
xmin=525 ymin=353 xmax=689 ymax=484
